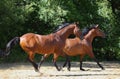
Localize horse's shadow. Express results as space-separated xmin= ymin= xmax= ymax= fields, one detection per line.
xmin=47 ymin=61 xmax=120 ymax=77
xmin=53 ymin=73 xmax=120 ymax=77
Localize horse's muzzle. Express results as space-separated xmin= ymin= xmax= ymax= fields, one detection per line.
xmin=103 ymin=34 xmax=107 ymax=38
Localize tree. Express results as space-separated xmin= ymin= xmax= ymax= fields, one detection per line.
xmin=0 ymin=0 xmax=120 ymax=62
xmin=51 ymin=0 xmax=120 ymax=60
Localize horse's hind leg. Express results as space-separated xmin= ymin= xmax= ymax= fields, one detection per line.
xmin=53 ymin=53 xmax=61 ymax=71
xmin=27 ymin=52 xmax=39 ymax=72
xmin=80 ymin=55 xmax=85 ymax=71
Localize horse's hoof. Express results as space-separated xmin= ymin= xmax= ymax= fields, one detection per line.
xmin=80 ymin=68 xmax=86 ymax=71
xmin=57 ymin=67 xmax=62 ymax=71
xmin=67 ymin=68 xmax=71 ymax=71
xmin=57 ymin=69 xmax=61 ymax=71
xmin=102 ymin=67 xmax=105 ymax=70
xmin=35 ymin=68 xmax=40 ymax=72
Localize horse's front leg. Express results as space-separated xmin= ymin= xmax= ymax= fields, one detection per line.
xmin=62 ymin=58 xmax=68 ymax=68
xmin=80 ymin=55 xmax=86 ymax=71
xmin=89 ymin=51 xmax=105 ymax=70
xmin=94 ymin=57 xmax=105 ymax=70
xmin=38 ymin=54 xmax=50 ymax=71
xmin=62 ymin=55 xmax=71 ymax=71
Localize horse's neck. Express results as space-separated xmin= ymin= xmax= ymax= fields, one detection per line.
xmin=56 ymin=27 xmax=73 ymax=40
xmin=84 ymin=32 xmax=96 ymax=44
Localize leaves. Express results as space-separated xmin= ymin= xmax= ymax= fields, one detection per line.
xmin=0 ymin=0 xmax=120 ymax=62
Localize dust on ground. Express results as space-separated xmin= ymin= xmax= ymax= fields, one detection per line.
xmin=0 ymin=61 xmax=120 ymax=79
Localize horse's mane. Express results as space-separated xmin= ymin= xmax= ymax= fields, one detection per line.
xmin=80 ymin=25 xmax=96 ymax=39
xmin=53 ymin=23 xmax=71 ymax=33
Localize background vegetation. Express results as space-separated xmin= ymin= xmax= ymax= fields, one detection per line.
xmin=0 ymin=0 xmax=120 ymax=62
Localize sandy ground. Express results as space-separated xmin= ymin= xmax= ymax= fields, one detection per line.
xmin=0 ymin=61 xmax=120 ymax=79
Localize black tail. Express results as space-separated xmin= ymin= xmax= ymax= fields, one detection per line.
xmin=5 ymin=37 xmax=20 ymax=56
xmin=0 ymin=49 xmax=5 ymax=57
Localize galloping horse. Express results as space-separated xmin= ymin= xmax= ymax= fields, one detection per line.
xmin=62 ymin=25 xmax=105 ymax=71
xmin=0 ymin=22 xmax=81 ymax=72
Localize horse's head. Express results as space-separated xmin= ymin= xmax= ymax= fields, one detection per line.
xmin=73 ymin=22 xmax=82 ymax=37
xmin=92 ymin=25 xmax=105 ymax=38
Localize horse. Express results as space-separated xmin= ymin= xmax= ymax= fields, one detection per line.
xmin=0 ymin=22 xmax=81 ymax=72
xmin=62 ymin=24 xmax=105 ymax=71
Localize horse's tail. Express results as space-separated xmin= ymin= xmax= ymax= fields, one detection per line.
xmin=4 ymin=37 xmax=20 ymax=56
xmin=0 ymin=49 xmax=5 ymax=57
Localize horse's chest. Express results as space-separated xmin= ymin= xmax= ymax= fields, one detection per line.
xmin=82 ymin=41 xmax=92 ymax=53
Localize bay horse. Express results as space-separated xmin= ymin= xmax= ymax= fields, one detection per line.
xmin=62 ymin=24 xmax=105 ymax=71
xmin=0 ymin=22 xmax=81 ymax=72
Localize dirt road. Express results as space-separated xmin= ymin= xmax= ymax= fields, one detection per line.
xmin=0 ymin=61 xmax=120 ymax=79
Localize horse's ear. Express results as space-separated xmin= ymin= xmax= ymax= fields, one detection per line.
xmin=96 ymin=24 xmax=99 ymax=28
xmin=74 ymin=21 xmax=79 ymax=25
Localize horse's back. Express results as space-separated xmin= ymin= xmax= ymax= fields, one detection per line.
xmin=20 ymin=33 xmax=38 ymax=42
xmin=19 ymin=33 xmax=56 ymax=54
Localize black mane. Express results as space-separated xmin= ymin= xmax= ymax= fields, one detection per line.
xmin=80 ymin=25 xmax=96 ymax=39
xmin=53 ymin=23 xmax=71 ymax=33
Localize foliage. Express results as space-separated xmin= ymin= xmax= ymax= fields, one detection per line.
xmin=0 ymin=0 xmax=120 ymax=62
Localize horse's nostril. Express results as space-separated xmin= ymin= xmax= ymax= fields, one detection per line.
xmin=104 ymin=34 xmax=108 ymax=38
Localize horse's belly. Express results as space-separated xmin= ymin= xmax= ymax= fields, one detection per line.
xmin=65 ymin=50 xmax=81 ymax=56
xmin=36 ymin=47 xmax=54 ymax=54
xmin=64 ymin=46 xmax=85 ymax=56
